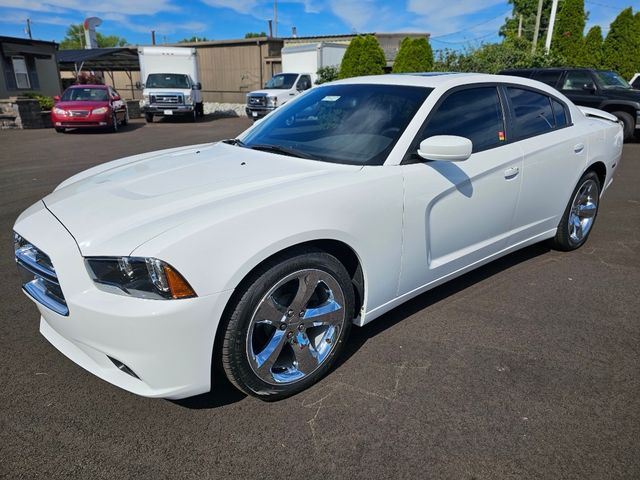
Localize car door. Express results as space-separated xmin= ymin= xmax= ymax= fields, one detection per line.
xmin=503 ymin=86 xmax=589 ymax=243
xmin=399 ymin=85 xmax=524 ymax=295
xmin=559 ymin=70 xmax=605 ymax=108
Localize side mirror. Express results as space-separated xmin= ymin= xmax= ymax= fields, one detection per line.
xmin=417 ymin=135 xmax=472 ymax=162
xmin=53 ymin=95 xmax=60 ymax=102
xmin=582 ymin=83 xmax=596 ymax=93
xmin=135 ymin=81 xmax=142 ymax=90
xmin=112 ymin=95 xmax=121 ymax=101
xmin=193 ymin=82 xmax=202 ymax=90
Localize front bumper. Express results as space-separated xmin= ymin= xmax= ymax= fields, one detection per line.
xmin=143 ymin=104 xmax=195 ymax=116
xmin=52 ymin=112 xmax=111 ymax=128
xmin=14 ymin=202 xmax=233 ymax=399
xmin=245 ymin=106 xmax=275 ymax=119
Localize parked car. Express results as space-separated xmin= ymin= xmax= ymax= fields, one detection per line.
xmin=631 ymin=73 xmax=640 ymax=89
xmin=14 ymin=73 xmax=623 ymax=401
xmin=52 ymin=84 xmax=128 ymax=133
xmin=499 ymin=67 xmax=640 ymax=141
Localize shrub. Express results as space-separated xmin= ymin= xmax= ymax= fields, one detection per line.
xmin=392 ymin=37 xmax=434 ymax=73
xmin=315 ymin=65 xmax=340 ymax=84
xmin=603 ymin=7 xmax=640 ymax=79
xmin=338 ymin=35 xmax=386 ymax=79
xmin=24 ymin=93 xmax=54 ymax=111
xmin=581 ymin=26 xmax=603 ymax=68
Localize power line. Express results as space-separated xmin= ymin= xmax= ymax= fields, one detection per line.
xmin=431 ymin=31 xmax=499 ymax=45
xmin=430 ymin=9 xmax=511 ymax=40
xmin=585 ymin=0 xmax=624 ymax=10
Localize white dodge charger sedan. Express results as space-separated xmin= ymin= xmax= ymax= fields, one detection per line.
xmin=14 ymin=73 xmax=623 ymax=400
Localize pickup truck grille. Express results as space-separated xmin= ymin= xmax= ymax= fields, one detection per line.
xmin=248 ymin=95 xmax=266 ymax=106
xmin=151 ymin=94 xmax=183 ymax=105
xmin=14 ymin=233 xmax=68 ymax=316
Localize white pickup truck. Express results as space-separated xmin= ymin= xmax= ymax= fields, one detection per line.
xmin=245 ymin=42 xmax=347 ymax=119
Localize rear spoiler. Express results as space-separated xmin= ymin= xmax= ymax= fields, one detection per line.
xmin=578 ymin=106 xmax=619 ymax=123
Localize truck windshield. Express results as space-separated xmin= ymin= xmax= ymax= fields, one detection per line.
xmin=264 ymin=74 xmax=298 ymax=89
xmin=593 ymin=71 xmax=632 ymax=89
xmin=239 ymin=84 xmax=432 ymax=166
xmin=61 ymin=87 xmax=109 ymax=101
xmin=146 ymin=73 xmax=192 ymax=89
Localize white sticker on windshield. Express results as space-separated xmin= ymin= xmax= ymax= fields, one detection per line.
xmin=321 ymin=95 xmax=340 ymax=102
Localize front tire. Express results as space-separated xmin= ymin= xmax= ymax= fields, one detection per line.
xmin=111 ymin=112 xmax=119 ymax=133
xmin=552 ymin=171 xmax=600 ymax=251
xmin=220 ymin=249 xmax=354 ymax=400
xmin=145 ymin=113 xmax=154 ymax=123
xmin=612 ymin=111 xmax=634 ymax=141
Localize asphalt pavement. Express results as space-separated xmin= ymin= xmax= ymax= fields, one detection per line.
xmin=1 ymin=118 xmax=638 ymax=479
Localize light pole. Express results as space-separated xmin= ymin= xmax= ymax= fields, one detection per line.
xmin=545 ymin=0 xmax=559 ymax=54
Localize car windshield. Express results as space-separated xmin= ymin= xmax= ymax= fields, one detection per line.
xmin=594 ymin=71 xmax=632 ymax=89
xmin=239 ymin=84 xmax=432 ymax=165
xmin=264 ymin=74 xmax=298 ymax=90
xmin=61 ymin=87 xmax=109 ymax=101
xmin=146 ymin=73 xmax=191 ymax=89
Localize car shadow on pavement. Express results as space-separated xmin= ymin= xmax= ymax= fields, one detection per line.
xmin=335 ymin=242 xmax=552 ymax=370
xmin=61 ymin=123 xmax=146 ymax=134
xmin=171 ymin=242 xmax=551 ymax=410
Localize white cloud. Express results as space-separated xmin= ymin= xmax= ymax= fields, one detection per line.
xmin=0 ymin=0 xmax=178 ymax=15
xmin=327 ymin=0 xmax=377 ymax=31
xmin=199 ymin=0 xmax=258 ymax=14
xmin=0 ymin=10 xmax=71 ymax=25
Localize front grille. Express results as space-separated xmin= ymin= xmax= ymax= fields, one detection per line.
xmin=69 ymin=110 xmax=89 ymax=117
xmin=248 ymin=96 xmax=266 ymax=106
xmin=14 ymin=233 xmax=68 ymax=316
xmin=150 ymin=94 xmax=183 ymax=105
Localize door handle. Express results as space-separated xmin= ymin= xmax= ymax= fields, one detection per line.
xmin=504 ymin=167 xmax=519 ymax=179
xmin=574 ymin=143 xmax=585 ymax=154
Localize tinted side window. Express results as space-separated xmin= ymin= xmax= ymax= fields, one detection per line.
xmin=532 ymin=70 xmax=562 ymax=87
xmin=562 ymin=71 xmax=594 ymax=90
xmin=422 ymin=87 xmax=505 ymax=153
xmin=297 ymin=75 xmax=312 ymax=90
xmin=507 ymin=87 xmax=555 ymax=137
xmin=551 ymin=98 xmax=568 ymax=127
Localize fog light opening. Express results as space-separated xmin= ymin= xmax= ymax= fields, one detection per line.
xmin=107 ymin=356 xmax=140 ymax=379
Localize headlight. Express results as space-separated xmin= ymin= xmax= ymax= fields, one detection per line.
xmin=86 ymin=257 xmax=196 ymax=300
xmin=143 ymin=94 xmax=149 ymax=105
xmin=92 ymin=107 xmax=108 ymax=115
xmin=53 ymin=107 xmax=67 ymax=115
xmin=185 ymin=95 xmax=192 ymax=104
xmin=266 ymin=96 xmax=277 ymax=107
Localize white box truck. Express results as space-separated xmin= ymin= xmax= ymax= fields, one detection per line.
xmin=245 ymin=42 xmax=347 ymax=119
xmin=138 ymin=46 xmax=203 ymax=122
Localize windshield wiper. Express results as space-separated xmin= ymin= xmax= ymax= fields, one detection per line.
xmin=221 ymin=138 xmax=246 ymax=147
xmin=247 ymin=144 xmax=319 ymax=160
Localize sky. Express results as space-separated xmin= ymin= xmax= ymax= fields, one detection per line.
xmin=0 ymin=0 xmax=635 ymax=50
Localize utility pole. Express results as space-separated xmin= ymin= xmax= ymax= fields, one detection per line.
xmin=25 ymin=18 xmax=32 ymax=39
xmin=274 ymin=0 xmax=278 ymax=37
xmin=531 ymin=0 xmax=544 ymax=53
xmin=545 ymin=0 xmax=559 ymax=54
xmin=518 ymin=14 xmax=523 ymax=38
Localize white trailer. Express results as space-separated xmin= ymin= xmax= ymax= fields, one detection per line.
xmin=245 ymin=42 xmax=347 ymax=119
xmin=138 ymin=46 xmax=203 ymax=122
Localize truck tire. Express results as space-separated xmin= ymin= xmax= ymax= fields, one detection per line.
xmin=612 ymin=111 xmax=634 ymax=141
xmin=145 ymin=113 xmax=154 ymax=123
xmin=196 ymin=102 xmax=204 ymax=117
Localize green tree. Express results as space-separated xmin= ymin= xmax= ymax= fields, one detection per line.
xmin=551 ymin=0 xmax=586 ymax=63
xmin=59 ymin=24 xmax=127 ymax=49
xmin=338 ymin=35 xmax=386 ymax=79
xmin=315 ymin=65 xmax=339 ymax=84
xmin=178 ymin=36 xmax=208 ymax=43
xmin=392 ymin=37 xmax=434 ymax=73
xmin=244 ymin=32 xmax=267 ymax=38
xmin=603 ymin=7 xmax=640 ymax=79
xmin=500 ymin=0 xmax=553 ymax=44
xmin=582 ymin=26 xmax=603 ymax=68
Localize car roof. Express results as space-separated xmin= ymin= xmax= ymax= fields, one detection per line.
xmin=67 ymin=84 xmax=109 ymax=89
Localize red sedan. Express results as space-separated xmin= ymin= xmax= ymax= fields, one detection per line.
xmin=52 ymin=85 xmax=129 ymax=133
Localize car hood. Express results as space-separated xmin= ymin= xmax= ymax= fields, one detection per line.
xmin=43 ymin=143 xmax=360 ymax=256
xmin=55 ymin=100 xmax=109 ymax=109
xmin=600 ymin=88 xmax=640 ymax=101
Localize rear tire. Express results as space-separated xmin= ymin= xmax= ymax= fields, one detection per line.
xmin=552 ymin=171 xmax=601 ymax=251
xmin=220 ymin=248 xmax=354 ymax=401
xmin=612 ymin=111 xmax=634 ymax=141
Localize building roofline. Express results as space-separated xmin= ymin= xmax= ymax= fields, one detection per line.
xmin=0 ymin=35 xmax=58 ymax=47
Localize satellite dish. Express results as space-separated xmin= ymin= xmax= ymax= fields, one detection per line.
xmin=83 ymin=17 xmax=102 ymax=49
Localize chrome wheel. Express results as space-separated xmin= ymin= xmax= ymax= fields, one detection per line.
xmin=568 ymin=178 xmax=598 ymax=244
xmin=246 ymin=269 xmax=346 ymax=385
